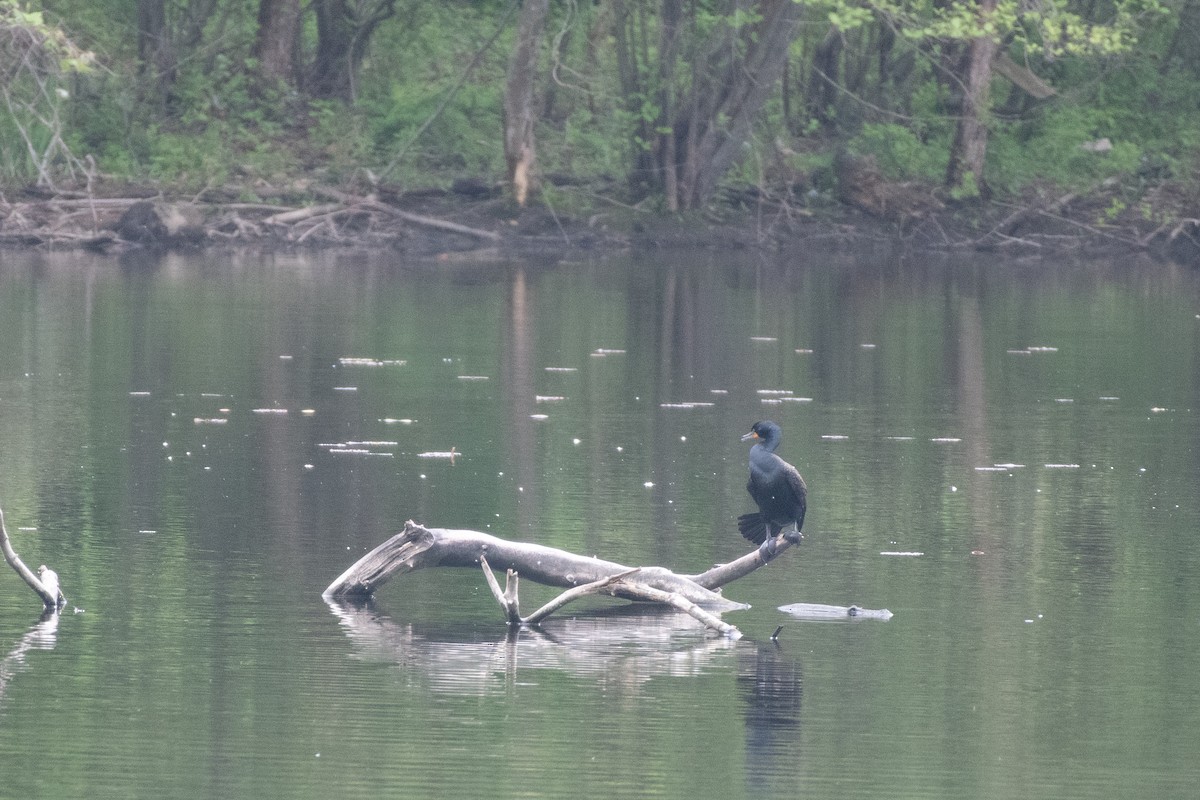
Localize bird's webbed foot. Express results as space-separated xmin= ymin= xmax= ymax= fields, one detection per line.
xmin=757 ymin=536 xmax=781 ymax=561
xmin=783 ymin=527 xmax=803 ymax=545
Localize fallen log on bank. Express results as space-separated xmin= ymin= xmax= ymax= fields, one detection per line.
xmin=0 ymin=507 xmax=65 ymax=611
xmin=0 ymin=188 xmax=505 ymax=250
xmin=323 ymin=520 xmax=801 ymax=638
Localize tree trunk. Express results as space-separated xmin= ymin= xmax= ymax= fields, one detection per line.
xmin=611 ymin=0 xmax=657 ymax=195
xmin=254 ymin=0 xmax=303 ymax=86
xmin=308 ymin=0 xmax=395 ymax=101
xmin=670 ymin=0 xmax=803 ymax=209
xmin=806 ymin=26 xmax=843 ymax=129
xmin=945 ymin=0 xmax=999 ymax=199
xmin=136 ymin=0 xmax=174 ymax=107
xmin=503 ymin=0 xmax=550 ymax=206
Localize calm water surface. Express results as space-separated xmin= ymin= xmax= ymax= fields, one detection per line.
xmin=1 ymin=247 xmax=1198 ymax=799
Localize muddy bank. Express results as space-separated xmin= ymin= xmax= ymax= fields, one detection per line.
xmin=3 ymin=173 xmax=1199 ymax=266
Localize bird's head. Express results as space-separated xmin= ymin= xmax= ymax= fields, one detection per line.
xmin=741 ymin=420 xmax=781 ymax=443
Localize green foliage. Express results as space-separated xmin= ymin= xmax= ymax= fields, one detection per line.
xmin=0 ymin=0 xmax=95 ymax=185
xmin=850 ymin=122 xmax=947 ymax=182
xmin=0 ymin=0 xmax=1193 ymax=217
xmin=368 ymin=81 xmax=504 ymax=180
xmin=986 ymin=105 xmax=1144 ymax=193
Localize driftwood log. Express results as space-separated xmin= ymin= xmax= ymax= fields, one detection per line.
xmin=324 ymin=520 xmax=800 ymax=638
xmin=0 ymin=507 xmax=65 ymax=611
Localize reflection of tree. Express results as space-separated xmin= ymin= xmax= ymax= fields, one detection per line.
xmin=737 ymin=645 xmax=802 ymax=791
xmin=0 ymin=610 xmax=59 ymax=708
xmin=326 ymin=598 xmax=737 ymax=697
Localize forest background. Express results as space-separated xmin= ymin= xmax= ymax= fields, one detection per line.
xmin=3 ymin=0 xmax=1200 ymax=251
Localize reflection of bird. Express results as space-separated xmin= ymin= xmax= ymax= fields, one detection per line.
xmin=739 ymin=421 xmax=807 ymax=557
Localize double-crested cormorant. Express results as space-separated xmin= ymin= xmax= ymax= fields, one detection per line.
xmin=739 ymin=420 xmax=807 ymax=557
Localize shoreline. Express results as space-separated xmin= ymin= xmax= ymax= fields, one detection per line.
xmin=3 ymin=178 xmax=1199 ymax=267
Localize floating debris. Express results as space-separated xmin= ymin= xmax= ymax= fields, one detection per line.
xmin=530 ymin=414 xmax=549 ymax=421
xmin=457 ymin=375 xmax=490 ymax=381
xmin=1006 ymin=348 xmax=1033 ymax=355
xmin=252 ymin=408 xmax=288 ymax=415
xmin=779 ymin=602 xmax=893 ymax=621
xmin=279 ymin=355 xmax=293 ymax=360
xmin=381 ymin=418 xmax=415 ymax=425
xmin=860 ymin=343 xmax=877 ymax=350
xmin=194 ymin=417 xmax=229 ymax=425
xmin=1054 ymin=398 xmax=1075 ymax=403
xmin=931 ymin=437 xmax=962 ymax=443
xmin=1150 ymin=407 xmax=1169 ymax=413
xmin=591 ymin=348 xmax=626 ymax=357
xmin=1044 ymin=463 xmax=1081 ymax=469
xmin=129 ymin=391 xmax=151 ymax=397
xmin=795 ymin=348 xmax=814 ymax=354
xmin=332 ymin=386 xmax=358 ymax=392
xmin=544 ymin=367 xmax=578 ymax=373
xmin=1028 ymin=345 xmax=1059 ymax=352
xmin=338 ymin=357 xmax=407 ymax=367
xmin=301 ymin=409 xmax=315 ymax=416
xmin=200 ymin=392 xmax=225 ymax=398
xmin=535 ymin=395 xmax=566 ymax=403
xmin=750 ymin=336 xmax=778 ymax=342
xmin=821 ymin=434 xmax=849 ymax=441
xmin=418 ymin=447 xmax=458 ymax=461
xmin=880 ymin=551 xmax=923 ymax=557
xmin=886 ymin=435 xmax=915 ymax=441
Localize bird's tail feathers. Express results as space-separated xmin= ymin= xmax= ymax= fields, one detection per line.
xmin=737 ymin=513 xmax=774 ymax=545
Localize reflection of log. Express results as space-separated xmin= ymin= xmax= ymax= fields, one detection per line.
xmin=0 ymin=611 xmax=59 ymax=703
xmin=323 ymin=520 xmax=799 ymax=637
xmin=0 ymin=507 xmax=64 ymax=610
xmin=324 ymin=598 xmax=737 ymax=695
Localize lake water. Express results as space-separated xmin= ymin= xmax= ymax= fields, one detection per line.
xmin=1 ymin=246 xmax=1197 ymax=799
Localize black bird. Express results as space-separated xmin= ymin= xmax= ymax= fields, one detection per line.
xmin=739 ymin=420 xmax=807 ymax=557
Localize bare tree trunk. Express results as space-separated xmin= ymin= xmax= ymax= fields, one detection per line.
xmin=254 ymin=0 xmax=303 ymax=85
xmin=503 ymin=0 xmax=549 ymax=206
xmin=945 ymin=0 xmax=999 ymax=199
